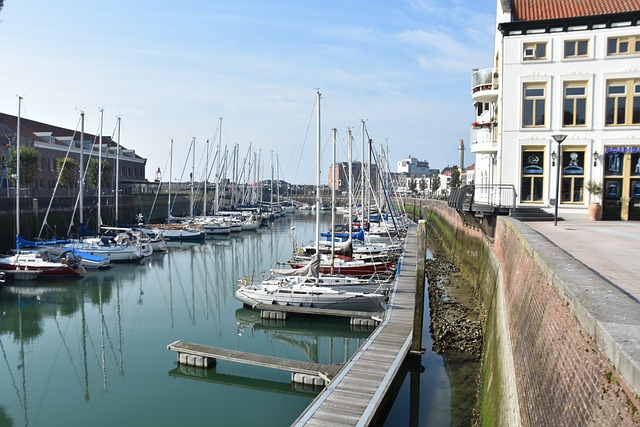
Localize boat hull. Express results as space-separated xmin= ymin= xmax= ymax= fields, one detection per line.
xmin=235 ymin=284 xmax=386 ymax=312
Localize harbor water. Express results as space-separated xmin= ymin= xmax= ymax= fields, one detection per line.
xmin=0 ymin=212 xmax=475 ymax=427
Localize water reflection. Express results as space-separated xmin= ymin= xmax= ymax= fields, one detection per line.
xmin=0 ymin=213 xmax=477 ymax=427
xmin=235 ymin=307 xmax=372 ymax=365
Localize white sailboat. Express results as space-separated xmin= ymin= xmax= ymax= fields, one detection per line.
xmin=0 ymin=97 xmax=86 ymax=278
xmin=64 ymin=112 xmax=149 ymax=262
xmin=235 ymin=91 xmax=388 ymax=312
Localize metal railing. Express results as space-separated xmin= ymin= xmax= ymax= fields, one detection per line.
xmin=448 ymin=184 xmax=518 ymax=215
xmin=471 ymin=68 xmax=499 ymax=93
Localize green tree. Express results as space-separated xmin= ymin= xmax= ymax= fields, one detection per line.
xmin=408 ymin=178 xmax=417 ymax=194
xmin=87 ymin=158 xmax=112 ymax=190
xmin=56 ymin=157 xmax=79 ymax=195
xmin=449 ymin=166 xmax=461 ymax=189
xmin=419 ymin=178 xmax=427 ymax=193
xmin=431 ymin=175 xmax=441 ymax=195
xmin=6 ymin=146 xmax=41 ymax=192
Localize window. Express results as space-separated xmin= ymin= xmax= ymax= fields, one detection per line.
xmin=606 ymin=79 xmax=640 ymax=126
xmin=523 ymin=42 xmax=547 ymax=60
xmin=476 ymin=102 xmax=490 ymax=116
xmin=560 ymin=149 xmax=585 ymax=203
xmin=520 ymin=150 xmax=545 ymax=202
xmin=607 ymin=35 xmax=640 ymax=56
xmin=564 ymin=39 xmax=589 ymax=58
xmin=523 ymin=83 xmax=546 ymax=127
xmin=563 ymin=82 xmax=587 ymax=126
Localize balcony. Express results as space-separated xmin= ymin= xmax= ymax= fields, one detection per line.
xmin=470 ymin=126 xmax=497 ymax=154
xmin=472 ymin=68 xmax=499 ymax=103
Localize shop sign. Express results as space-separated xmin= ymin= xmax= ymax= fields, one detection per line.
xmin=605 ymin=146 xmax=640 ymax=154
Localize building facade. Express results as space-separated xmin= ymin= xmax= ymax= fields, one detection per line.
xmin=0 ymin=112 xmax=147 ymax=198
xmin=397 ymin=156 xmax=431 ymax=175
xmin=471 ymin=0 xmax=640 ymax=220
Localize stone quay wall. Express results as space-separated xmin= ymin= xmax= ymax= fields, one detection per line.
xmin=420 ymin=200 xmax=640 ymax=426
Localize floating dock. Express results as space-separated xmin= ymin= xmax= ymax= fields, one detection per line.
xmin=0 ymin=270 xmax=43 ymax=281
xmin=253 ymin=303 xmax=383 ymax=327
xmin=167 ymin=222 xmax=420 ymax=425
xmin=167 ymin=340 xmax=343 ymax=386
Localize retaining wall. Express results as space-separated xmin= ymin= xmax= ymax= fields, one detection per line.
xmin=422 ymin=200 xmax=640 ymax=426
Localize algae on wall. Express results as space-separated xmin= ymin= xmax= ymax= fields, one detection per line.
xmin=420 ymin=205 xmax=515 ymax=426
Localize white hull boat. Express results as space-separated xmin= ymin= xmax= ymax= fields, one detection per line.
xmin=235 ymin=281 xmax=387 ymax=312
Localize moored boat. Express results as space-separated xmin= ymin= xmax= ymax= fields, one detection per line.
xmin=235 ymin=281 xmax=387 ymax=312
xmin=0 ymin=247 xmax=86 ymax=278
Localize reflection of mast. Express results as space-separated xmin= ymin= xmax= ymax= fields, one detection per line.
xmin=80 ymin=287 xmax=90 ymax=401
xmin=116 ymin=284 xmax=124 ymax=376
xmin=168 ymin=248 xmax=175 ymax=328
xmin=191 ymin=245 xmax=196 ymax=325
xmin=99 ymin=283 xmax=108 ymax=391
xmin=18 ymin=294 xmax=29 ymax=426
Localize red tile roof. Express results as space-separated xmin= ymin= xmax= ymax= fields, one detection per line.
xmin=512 ymin=0 xmax=640 ymax=21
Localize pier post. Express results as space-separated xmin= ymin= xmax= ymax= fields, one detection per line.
xmin=411 ymin=220 xmax=426 ymax=354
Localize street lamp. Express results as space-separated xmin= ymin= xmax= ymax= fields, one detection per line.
xmin=552 ymin=134 xmax=567 ymax=226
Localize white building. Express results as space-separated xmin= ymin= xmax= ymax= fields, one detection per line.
xmin=397 ymin=156 xmax=431 ymax=175
xmin=471 ymin=0 xmax=640 ymax=220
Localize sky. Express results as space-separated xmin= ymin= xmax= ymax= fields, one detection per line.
xmin=0 ymin=0 xmax=496 ymax=185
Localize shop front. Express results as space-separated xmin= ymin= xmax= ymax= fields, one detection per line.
xmin=602 ymin=145 xmax=640 ymax=221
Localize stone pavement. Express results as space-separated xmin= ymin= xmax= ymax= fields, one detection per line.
xmin=526 ymin=220 xmax=640 ymax=302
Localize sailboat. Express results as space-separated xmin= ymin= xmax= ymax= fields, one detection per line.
xmin=63 ymin=112 xmax=150 ymax=262
xmin=152 ymin=138 xmax=206 ymax=242
xmin=0 ymin=97 xmax=86 ymax=279
xmin=288 ymin=124 xmax=397 ymax=277
xmin=235 ymin=92 xmax=388 ymax=312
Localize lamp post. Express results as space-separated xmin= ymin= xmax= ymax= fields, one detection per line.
xmin=552 ymin=134 xmax=567 ymax=226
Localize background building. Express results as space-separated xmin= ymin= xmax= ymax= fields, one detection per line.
xmin=0 ymin=112 xmax=147 ymax=198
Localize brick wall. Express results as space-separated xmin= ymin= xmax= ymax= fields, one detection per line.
xmin=421 ymin=200 xmax=640 ymax=426
xmin=494 ymin=219 xmax=639 ymax=426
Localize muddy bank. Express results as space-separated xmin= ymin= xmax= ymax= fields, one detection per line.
xmin=426 ymin=257 xmax=483 ymax=358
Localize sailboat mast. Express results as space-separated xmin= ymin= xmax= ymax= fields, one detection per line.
xmin=190 ymin=137 xmax=195 ymax=220
xmin=115 ymin=116 xmax=121 ymax=225
xmin=215 ymin=117 xmax=222 ymax=214
xmin=270 ymin=151 xmax=274 ymax=209
xmin=276 ymin=154 xmax=280 ymax=207
xmin=348 ymin=128 xmax=353 ymax=242
xmin=361 ymin=119 xmax=366 ymax=224
xmin=79 ymin=111 xmax=85 ymax=225
xmin=15 ymin=96 xmax=22 ymax=246
xmin=204 ymin=139 xmax=209 ymax=217
xmin=98 ymin=108 xmax=104 ymax=229
xmin=315 ymin=90 xmax=321 ymax=256
xmin=168 ymin=139 xmax=173 ymax=224
xmin=331 ymin=128 xmax=336 ymax=272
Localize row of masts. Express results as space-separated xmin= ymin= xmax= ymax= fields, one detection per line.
xmin=11 ymin=94 xmax=399 ymax=243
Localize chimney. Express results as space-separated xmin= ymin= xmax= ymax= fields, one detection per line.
xmin=458 ymin=139 xmax=465 ymax=170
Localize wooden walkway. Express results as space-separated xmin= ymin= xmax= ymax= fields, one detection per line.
xmin=167 ymin=340 xmax=343 ymax=382
xmin=292 ymin=222 xmax=419 ymax=426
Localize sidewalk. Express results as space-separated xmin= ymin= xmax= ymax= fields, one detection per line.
xmin=526 ymin=220 xmax=640 ymax=302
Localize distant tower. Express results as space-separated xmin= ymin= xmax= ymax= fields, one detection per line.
xmin=155 ymin=167 xmax=162 ymax=182
xmin=458 ymin=139 xmax=465 ymax=170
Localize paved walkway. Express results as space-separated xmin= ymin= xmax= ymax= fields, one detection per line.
xmin=526 ymin=220 xmax=640 ymax=302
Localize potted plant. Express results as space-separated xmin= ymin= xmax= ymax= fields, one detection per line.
xmin=585 ymin=180 xmax=603 ymax=220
